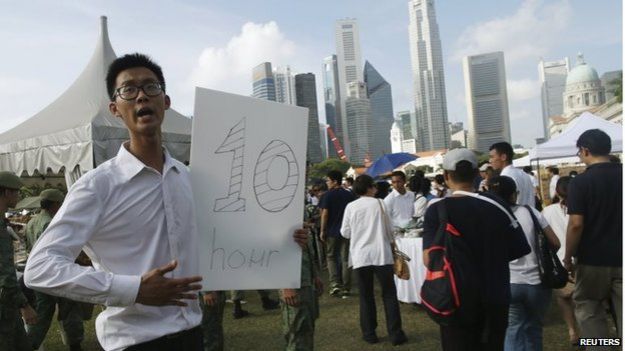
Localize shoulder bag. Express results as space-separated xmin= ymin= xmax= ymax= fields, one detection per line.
xmin=523 ymin=205 xmax=568 ymax=289
xmin=377 ymin=199 xmax=411 ymax=280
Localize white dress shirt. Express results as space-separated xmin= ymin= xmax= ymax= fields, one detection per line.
xmin=383 ymin=189 xmax=415 ymax=227
xmin=341 ymin=197 xmax=393 ymax=269
xmin=501 ymin=165 xmax=534 ymax=207
xmin=549 ymin=175 xmax=560 ymax=199
xmin=542 ymin=203 xmax=569 ymax=260
xmin=25 ymin=144 xmax=202 ymax=351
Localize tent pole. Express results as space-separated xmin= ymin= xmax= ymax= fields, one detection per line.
xmin=535 ymin=158 xmax=546 ymax=206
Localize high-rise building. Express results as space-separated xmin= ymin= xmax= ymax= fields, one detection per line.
xmin=396 ymin=110 xmax=414 ymax=141
xmin=322 ymin=55 xmax=344 ymax=159
xmin=252 ymin=62 xmax=276 ymax=101
xmin=364 ymin=61 xmax=394 ymax=158
xmin=601 ymin=70 xmax=622 ymax=101
xmin=295 ymin=73 xmax=323 ymax=164
xmin=462 ymin=51 xmax=511 ymax=153
xmin=408 ymin=0 xmax=450 ymax=151
xmin=345 ymin=82 xmax=371 ymax=164
xmin=319 ymin=123 xmax=329 ymax=160
xmin=538 ymin=58 xmax=570 ymax=137
xmin=274 ymin=65 xmax=297 ymax=105
xmin=335 ymin=18 xmax=364 ymax=158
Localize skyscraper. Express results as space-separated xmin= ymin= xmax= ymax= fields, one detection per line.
xmin=364 ymin=61 xmax=394 ymax=158
xmin=295 ymin=73 xmax=323 ymax=164
xmin=274 ymin=65 xmax=297 ymax=105
xmin=335 ymin=18 xmax=364 ymax=158
xmin=322 ymin=55 xmax=344 ymax=159
xmin=345 ymin=82 xmax=371 ymax=164
xmin=408 ymin=0 xmax=450 ymax=151
xmin=538 ymin=58 xmax=569 ymax=137
xmin=462 ymin=51 xmax=511 ymax=153
xmin=252 ymin=62 xmax=276 ymax=101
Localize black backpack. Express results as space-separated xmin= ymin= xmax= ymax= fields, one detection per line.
xmin=420 ymin=199 xmax=480 ymax=326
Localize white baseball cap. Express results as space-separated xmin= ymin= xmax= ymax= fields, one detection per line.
xmin=442 ymin=149 xmax=478 ymax=171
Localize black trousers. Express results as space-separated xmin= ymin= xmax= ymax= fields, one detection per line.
xmin=439 ymin=304 xmax=509 ymax=351
xmin=355 ymin=265 xmax=403 ymax=339
xmin=125 ymin=326 xmax=203 ymax=351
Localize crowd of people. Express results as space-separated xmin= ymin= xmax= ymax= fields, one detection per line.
xmin=0 ymin=52 xmax=620 ymax=351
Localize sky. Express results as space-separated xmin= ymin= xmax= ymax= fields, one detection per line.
xmin=0 ymin=0 xmax=622 ymax=148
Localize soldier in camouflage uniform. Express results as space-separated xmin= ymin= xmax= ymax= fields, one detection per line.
xmin=25 ymin=189 xmax=84 ymax=351
xmin=279 ymin=201 xmax=324 ymax=351
xmin=199 ymin=291 xmax=226 ymax=351
xmin=0 ymin=171 xmax=37 ymax=350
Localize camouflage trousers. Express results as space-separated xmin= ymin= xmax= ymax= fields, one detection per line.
xmin=0 ymin=305 xmax=31 ymax=351
xmin=27 ymin=291 xmax=84 ymax=349
xmin=282 ymin=286 xmax=319 ymax=351
xmin=200 ymin=291 xmax=226 ymax=351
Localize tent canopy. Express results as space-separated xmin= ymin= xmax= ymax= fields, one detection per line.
xmin=0 ymin=16 xmax=191 ymax=177
xmin=530 ymin=112 xmax=622 ymax=161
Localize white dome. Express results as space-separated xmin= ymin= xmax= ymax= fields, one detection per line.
xmin=566 ymin=53 xmax=599 ymax=86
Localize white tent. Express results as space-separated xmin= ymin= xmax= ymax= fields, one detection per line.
xmin=0 ymin=17 xmax=191 ymax=185
xmin=530 ymin=112 xmax=622 ymax=161
xmin=513 ymin=155 xmax=581 ymax=168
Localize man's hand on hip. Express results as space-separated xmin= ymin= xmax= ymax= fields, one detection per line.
xmin=136 ymin=260 xmax=202 ymax=307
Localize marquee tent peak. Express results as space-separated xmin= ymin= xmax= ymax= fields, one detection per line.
xmin=0 ymin=16 xmax=191 ymax=178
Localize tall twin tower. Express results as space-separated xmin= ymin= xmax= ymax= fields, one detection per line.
xmin=408 ymin=0 xmax=449 ymax=151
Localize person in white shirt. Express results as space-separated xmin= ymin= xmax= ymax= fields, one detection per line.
xmin=408 ymin=175 xmax=431 ymax=218
xmin=542 ymin=176 xmax=580 ymax=345
xmin=548 ymin=167 xmax=560 ymax=202
xmin=488 ymin=176 xmax=560 ymax=351
xmin=24 ymin=53 xmax=308 ymax=351
xmin=489 ymin=142 xmax=534 ymax=207
xmin=383 ymin=171 xmax=415 ymax=228
xmin=341 ymin=174 xmax=407 ymax=346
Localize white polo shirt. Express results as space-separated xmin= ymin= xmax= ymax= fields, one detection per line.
xmin=383 ymin=189 xmax=415 ymax=227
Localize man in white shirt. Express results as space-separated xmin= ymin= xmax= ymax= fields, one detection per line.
xmin=383 ymin=171 xmax=415 ymax=228
xmin=489 ymin=142 xmax=534 ymax=207
xmin=548 ymin=167 xmax=560 ymax=201
xmin=25 ymin=53 xmax=204 ymax=351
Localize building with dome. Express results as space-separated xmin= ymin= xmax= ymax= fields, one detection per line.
xmin=548 ymin=53 xmax=621 ymax=137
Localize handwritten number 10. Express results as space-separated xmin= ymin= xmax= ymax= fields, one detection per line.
xmin=214 ymin=118 xmax=300 ymax=213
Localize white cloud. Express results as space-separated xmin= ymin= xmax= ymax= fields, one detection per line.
xmin=507 ymin=78 xmax=540 ymax=102
xmin=188 ymin=21 xmax=296 ymax=96
xmin=452 ymin=0 xmax=573 ymax=65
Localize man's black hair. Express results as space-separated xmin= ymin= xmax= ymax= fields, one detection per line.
xmin=489 ymin=142 xmax=514 ymax=164
xmin=446 ymin=161 xmax=477 ymax=184
xmin=549 ymin=167 xmax=559 ymax=175
xmin=106 ymin=53 xmax=166 ymax=101
xmin=555 ymin=176 xmax=572 ymax=206
xmin=391 ymin=171 xmax=407 ymax=182
xmin=409 ymin=176 xmax=430 ymax=196
xmin=326 ymin=170 xmax=343 ymax=184
xmin=345 ymin=177 xmax=354 ymax=185
xmin=576 ymin=129 xmax=612 ymax=156
xmin=353 ymin=174 xmax=375 ymax=196
xmin=487 ymin=176 xmax=517 ymax=205
xmin=415 ymin=170 xmax=425 ymax=178
xmin=40 ymin=199 xmax=55 ymax=211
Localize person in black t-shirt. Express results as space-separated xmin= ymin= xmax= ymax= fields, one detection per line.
xmin=422 ymin=149 xmax=530 ymax=351
xmin=563 ymin=129 xmax=623 ymax=343
xmin=319 ymin=170 xmax=356 ymax=298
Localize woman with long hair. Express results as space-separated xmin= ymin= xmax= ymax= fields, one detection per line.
xmin=541 ymin=176 xmax=580 ymax=345
xmin=488 ymin=176 xmax=561 ymax=351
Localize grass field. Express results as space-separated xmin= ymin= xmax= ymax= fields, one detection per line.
xmin=42 ymin=273 xmax=575 ymax=351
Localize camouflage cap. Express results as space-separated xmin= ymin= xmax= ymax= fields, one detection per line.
xmin=0 ymin=171 xmax=23 ymax=190
xmin=39 ymin=189 xmax=65 ymax=203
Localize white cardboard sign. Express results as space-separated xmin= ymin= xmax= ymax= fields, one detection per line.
xmin=190 ymin=88 xmax=307 ymax=290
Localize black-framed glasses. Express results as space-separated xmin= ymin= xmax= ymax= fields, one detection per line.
xmin=114 ymin=82 xmax=163 ymax=100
